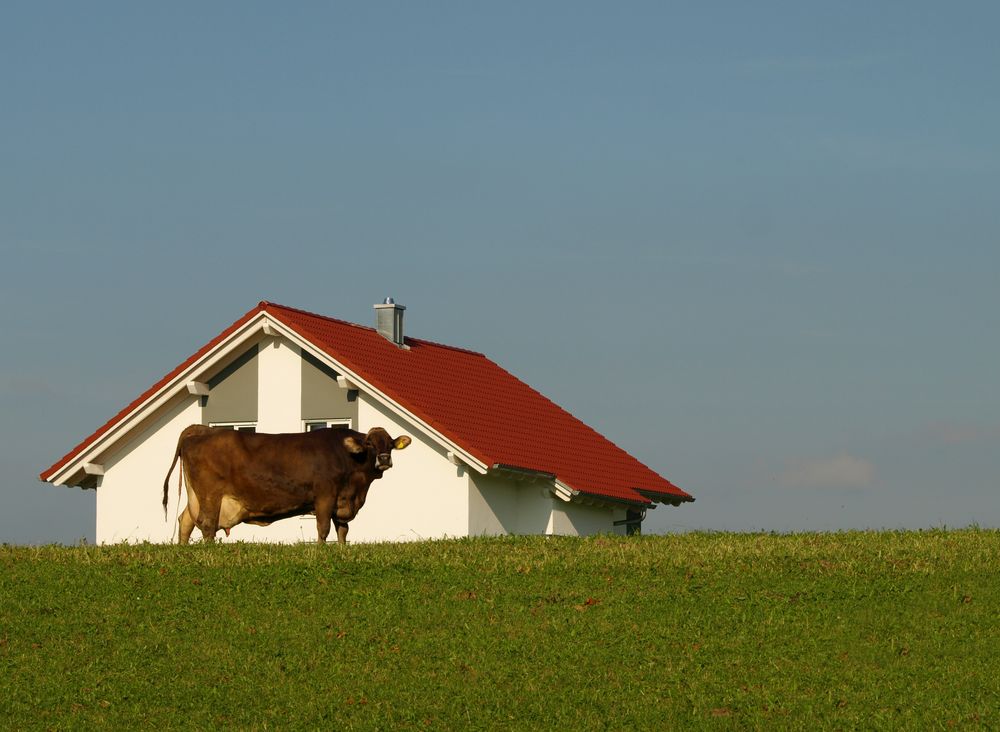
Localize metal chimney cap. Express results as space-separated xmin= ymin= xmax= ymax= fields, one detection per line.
xmin=383 ymin=296 xmax=395 ymax=304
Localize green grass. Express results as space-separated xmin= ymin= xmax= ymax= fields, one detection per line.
xmin=2 ymin=530 xmax=998 ymax=730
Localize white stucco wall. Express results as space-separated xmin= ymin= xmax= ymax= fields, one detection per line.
xmin=94 ymin=335 xmax=624 ymax=545
xmin=468 ymin=474 xmax=553 ymax=536
xmin=611 ymin=507 xmax=629 ymax=536
xmin=175 ymin=336 xmax=472 ymax=544
xmin=548 ymin=500 xmax=618 ymax=536
xmin=256 ymin=336 xmax=302 ymax=434
xmin=222 ymin=335 xmax=310 ymax=543
xmin=345 ymin=394 xmax=470 ymax=542
xmin=96 ymin=394 xmax=201 ymax=544
xmin=469 ymin=473 xmax=623 ymax=537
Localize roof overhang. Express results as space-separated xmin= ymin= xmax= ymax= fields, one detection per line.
xmin=552 ymin=479 xmax=659 ymax=509
xmin=490 ymin=463 xmax=557 ymax=482
xmin=570 ymin=489 xmax=652 ymax=509
xmin=635 ymin=488 xmax=695 ymax=506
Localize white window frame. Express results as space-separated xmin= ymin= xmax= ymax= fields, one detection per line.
xmin=209 ymin=421 xmax=258 ymax=432
xmin=302 ymin=419 xmax=352 ymax=433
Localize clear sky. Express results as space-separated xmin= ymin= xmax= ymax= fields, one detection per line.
xmin=2 ymin=2 xmax=998 ymax=544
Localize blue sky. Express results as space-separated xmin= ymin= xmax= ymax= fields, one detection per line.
xmin=2 ymin=2 xmax=998 ymax=543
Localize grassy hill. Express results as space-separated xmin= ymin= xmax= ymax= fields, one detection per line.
xmin=2 ymin=530 xmax=998 ymax=729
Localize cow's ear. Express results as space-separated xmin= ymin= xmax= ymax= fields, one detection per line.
xmin=343 ymin=436 xmax=366 ymax=454
xmin=394 ymin=436 xmax=411 ymax=450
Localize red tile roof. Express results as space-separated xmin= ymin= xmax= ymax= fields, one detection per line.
xmin=42 ymin=302 xmax=691 ymax=506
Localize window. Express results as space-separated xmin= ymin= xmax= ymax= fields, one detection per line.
xmin=209 ymin=422 xmax=257 ymax=433
xmin=304 ymin=419 xmax=351 ymax=432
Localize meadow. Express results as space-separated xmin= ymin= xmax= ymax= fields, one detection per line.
xmin=2 ymin=530 xmax=997 ymax=730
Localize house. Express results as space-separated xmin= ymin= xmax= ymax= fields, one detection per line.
xmin=40 ymin=300 xmax=692 ymax=543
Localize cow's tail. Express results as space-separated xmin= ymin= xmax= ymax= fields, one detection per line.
xmin=162 ymin=434 xmax=185 ymax=520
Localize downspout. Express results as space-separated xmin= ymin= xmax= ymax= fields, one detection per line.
xmin=613 ymin=508 xmax=647 ymax=536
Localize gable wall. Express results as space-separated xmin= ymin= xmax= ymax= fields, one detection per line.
xmin=96 ymin=333 xmax=471 ymax=544
xmin=96 ymin=333 xmax=619 ymax=544
xmin=218 ymin=336 xmax=308 ymax=541
xmin=256 ymin=336 xmax=302 ymax=434
xmin=96 ymin=393 xmax=202 ymax=543
xmin=94 ymin=335 xmax=314 ymax=543
xmin=221 ymin=338 xmax=471 ymax=543
xmin=345 ymin=394 xmax=471 ymax=542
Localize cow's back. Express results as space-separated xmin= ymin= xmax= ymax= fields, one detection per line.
xmin=180 ymin=426 xmax=361 ymax=516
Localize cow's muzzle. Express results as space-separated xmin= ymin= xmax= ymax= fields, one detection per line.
xmin=376 ymin=453 xmax=392 ymax=470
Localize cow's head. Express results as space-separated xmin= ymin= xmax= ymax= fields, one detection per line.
xmin=344 ymin=427 xmax=411 ymax=471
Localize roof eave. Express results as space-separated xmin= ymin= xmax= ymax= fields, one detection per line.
xmin=490 ymin=463 xmax=558 ymax=482
xmin=571 ymin=489 xmax=652 ymax=509
xmin=550 ymin=479 xmax=653 ymax=509
xmin=635 ymin=488 xmax=695 ymax=506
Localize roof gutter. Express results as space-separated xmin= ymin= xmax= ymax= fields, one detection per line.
xmin=635 ymin=488 xmax=695 ymax=506
xmin=490 ymin=464 xmax=557 ymax=482
xmin=572 ymin=490 xmax=651 ymax=509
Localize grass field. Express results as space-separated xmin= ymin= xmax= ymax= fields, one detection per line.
xmin=2 ymin=530 xmax=998 ymax=730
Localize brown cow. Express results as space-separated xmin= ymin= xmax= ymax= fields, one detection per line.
xmin=161 ymin=424 xmax=411 ymax=544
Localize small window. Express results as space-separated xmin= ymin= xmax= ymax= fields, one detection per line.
xmin=210 ymin=422 xmax=257 ymax=433
xmin=304 ymin=419 xmax=351 ymax=432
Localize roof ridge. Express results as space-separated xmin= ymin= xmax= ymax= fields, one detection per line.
xmin=405 ymin=335 xmax=485 ymax=357
xmin=262 ymin=300 xmax=486 ymax=357
xmin=260 ymin=301 xmax=372 ymax=332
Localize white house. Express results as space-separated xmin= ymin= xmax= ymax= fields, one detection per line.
xmin=41 ymin=300 xmax=692 ymax=543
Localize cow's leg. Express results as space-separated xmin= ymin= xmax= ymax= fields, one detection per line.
xmin=200 ymin=517 xmax=219 ymax=543
xmin=335 ymin=520 xmax=349 ymax=545
xmin=178 ymin=508 xmax=196 ymax=545
xmin=197 ymin=495 xmax=222 ymax=544
xmin=316 ymin=515 xmax=332 ymax=544
xmin=179 ymin=463 xmax=206 ymax=545
xmin=314 ymin=495 xmax=333 ymax=544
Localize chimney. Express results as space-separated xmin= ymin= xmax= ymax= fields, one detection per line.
xmin=374 ymin=297 xmax=406 ymax=347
